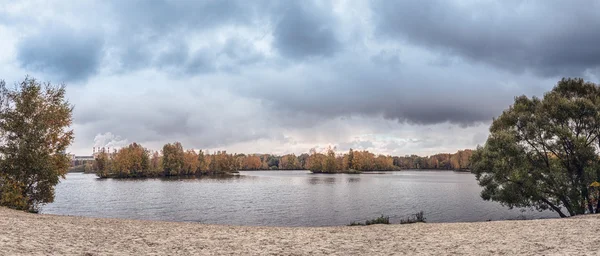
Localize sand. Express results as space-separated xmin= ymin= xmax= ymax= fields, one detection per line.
xmin=1 ymin=207 xmax=599 ymax=255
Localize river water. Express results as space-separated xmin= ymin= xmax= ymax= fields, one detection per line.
xmin=41 ymin=170 xmax=558 ymax=226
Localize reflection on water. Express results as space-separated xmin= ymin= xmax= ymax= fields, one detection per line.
xmin=158 ymin=174 xmax=246 ymax=182
xmin=42 ymin=170 xmax=558 ymax=226
xmin=307 ymin=176 xmax=337 ymax=185
xmin=347 ymin=177 xmax=361 ymax=183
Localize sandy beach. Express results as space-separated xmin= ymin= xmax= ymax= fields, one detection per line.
xmin=1 ymin=207 xmax=599 ymax=255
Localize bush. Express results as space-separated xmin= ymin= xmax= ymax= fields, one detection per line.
xmin=348 ymin=215 xmax=390 ymax=226
xmin=366 ymin=215 xmax=390 ymax=225
xmin=400 ymin=211 xmax=426 ymax=224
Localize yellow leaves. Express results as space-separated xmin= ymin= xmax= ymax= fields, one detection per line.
xmin=590 ymin=181 xmax=600 ymax=187
xmin=243 ymin=155 xmax=262 ymax=170
xmin=183 ymin=150 xmax=199 ymax=175
xmin=279 ymin=154 xmax=299 ymax=170
xmin=0 ymin=176 xmax=28 ymax=210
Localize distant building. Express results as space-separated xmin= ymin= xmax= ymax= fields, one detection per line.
xmin=71 ymin=155 xmax=96 ymax=167
xmin=70 ymin=147 xmax=119 ymax=166
xmin=73 ymin=156 xmax=95 ymax=161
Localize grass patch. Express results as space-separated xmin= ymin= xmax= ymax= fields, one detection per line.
xmin=400 ymin=211 xmax=426 ymax=224
xmin=348 ymin=215 xmax=390 ymax=226
xmin=366 ymin=215 xmax=390 ymax=225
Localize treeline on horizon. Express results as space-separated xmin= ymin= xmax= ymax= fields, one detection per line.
xmin=306 ymin=147 xmax=473 ymax=173
xmin=87 ymin=142 xmax=474 ymax=178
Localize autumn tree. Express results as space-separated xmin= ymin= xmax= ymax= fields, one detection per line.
xmin=471 ymin=78 xmax=600 ymax=217
xmin=94 ymin=152 xmax=110 ymax=178
xmin=162 ymin=142 xmax=185 ymax=176
xmin=307 ymin=148 xmax=325 ymax=173
xmin=323 ymin=147 xmax=337 ymax=173
xmin=352 ymin=150 xmax=374 ymax=171
xmin=183 ymin=149 xmax=199 ymax=175
xmin=99 ymin=143 xmax=150 ymax=178
xmin=209 ymin=151 xmax=238 ymax=174
xmin=347 ymin=149 xmax=354 ymax=170
xmin=279 ymin=154 xmax=300 ymax=170
xmin=457 ymin=149 xmax=473 ymax=169
xmin=298 ymin=153 xmax=309 ymax=169
xmin=374 ymin=155 xmax=394 ymax=170
xmin=197 ymin=150 xmax=210 ymax=173
xmin=149 ymin=151 xmax=162 ymax=174
xmin=243 ymin=155 xmax=262 ymax=170
xmin=0 ymin=78 xmax=74 ymax=212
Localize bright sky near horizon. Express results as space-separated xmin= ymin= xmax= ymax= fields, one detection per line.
xmin=0 ymin=0 xmax=599 ymax=156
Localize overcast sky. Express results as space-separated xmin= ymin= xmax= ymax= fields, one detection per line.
xmin=1 ymin=0 xmax=599 ymax=156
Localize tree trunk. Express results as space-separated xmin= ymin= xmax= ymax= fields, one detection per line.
xmin=541 ymin=197 xmax=567 ymax=218
xmin=558 ymin=195 xmax=576 ymax=216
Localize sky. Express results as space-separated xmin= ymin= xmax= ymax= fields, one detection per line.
xmin=1 ymin=0 xmax=599 ymax=156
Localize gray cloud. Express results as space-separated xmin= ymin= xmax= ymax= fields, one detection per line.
xmin=16 ymin=27 xmax=104 ymax=82
xmin=105 ymin=0 xmax=269 ymax=73
xmin=337 ymin=140 xmax=375 ymax=151
xmin=245 ymin=53 xmax=519 ymax=126
xmin=70 ymin=80 xmax=281 ymax=152
xmin=272 ymin=1 xmax=340 ymax=59
xmin=109 ymin=0 xmax=259 ymax=33
xmin=372 ymin=0 xmax=600 ymax=77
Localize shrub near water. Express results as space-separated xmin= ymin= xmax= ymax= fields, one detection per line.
xmin=400 ymin=211 xmax=426 ymax=224
xmin=349 ymin=215 xmax=390 ymax=226
xmin=366 ymin=215 xmax=390 ymax=225
xmin=350 ymin=212 xmax=426 ymax=226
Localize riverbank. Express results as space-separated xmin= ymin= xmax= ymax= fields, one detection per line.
xmin=1 ymin=207 xmax=599 ymax=255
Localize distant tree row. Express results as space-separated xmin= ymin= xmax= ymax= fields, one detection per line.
xmin=393 ymin=150 xmax=473 ymax=170
xmin=306 ymin=148 xmax=474 ymax=173
xmin=93 ymin=142 xmax=474 ymax=177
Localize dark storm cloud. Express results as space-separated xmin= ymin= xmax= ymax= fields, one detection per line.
xmin=12 ymin=0 xmax=273 ymax=80
xmin=106 ymin=0 xmax=270 ymax=72
xmin=110 ymin=0 xmax=259 ymax=33
xmin=11 ymin=0 xmax=341 ymax=81
xmin=372 ymin=0 xmax=600 ymax=77
xmin=108 ymin=0 xmax=340 ymax=70
xmin=16 ymin=27 xmax=103 ymax=82
xmin=272 ymin=1 xmax=340 ymax=59
xmin=265 ymin=85 xmax=505 ymax=126
xmin=102 ymin=0 xmax=340 ymax=74
xmin=249 ymin=53 xmax=517 ymax=126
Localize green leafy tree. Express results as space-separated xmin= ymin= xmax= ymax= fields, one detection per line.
xmin=0 ymin=78 xmax=74 ymax=212
xmin=471 ymin=78 xmax=600 ymax=217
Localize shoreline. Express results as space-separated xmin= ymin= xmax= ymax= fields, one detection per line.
xmin=2 ymin=207 xmax=599 ymax=255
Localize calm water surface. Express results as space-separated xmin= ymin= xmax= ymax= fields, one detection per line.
xmin=42 ymin=170 xmax=557 ymax=226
